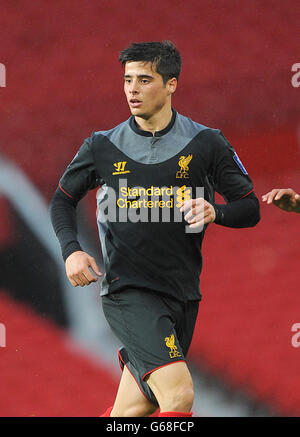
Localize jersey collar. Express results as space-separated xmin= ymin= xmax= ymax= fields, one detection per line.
xmin=129 ymin=108 xmax=177 ymax=137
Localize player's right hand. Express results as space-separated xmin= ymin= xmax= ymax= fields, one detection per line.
xmin=65 ymin=250 xmax=103 ymax=287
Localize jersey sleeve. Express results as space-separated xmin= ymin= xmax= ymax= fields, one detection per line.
xmin=210 ymin=130 xmax=254 ymax=202
xmin=58 ymin=134 xmax=101 ymax=200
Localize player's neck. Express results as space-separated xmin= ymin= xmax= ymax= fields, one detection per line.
xmin=134 ymin=105 xmax=173 ymax=136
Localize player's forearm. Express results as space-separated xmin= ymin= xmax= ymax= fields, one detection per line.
xmin=49 ymin=188 xmax=83 ymax=261
xmin=213 ymin=192 xmax=260 ymax=228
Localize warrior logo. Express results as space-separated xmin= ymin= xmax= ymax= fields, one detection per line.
xmin=176 ymin=155 xmax=193 ymax=179
xmin=113 ymin=161 xmax=130 ymax=175
xmin=164 ymin=334 xmax=182 ymax=358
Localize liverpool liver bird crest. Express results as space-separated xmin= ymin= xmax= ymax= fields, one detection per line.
xmin=176 ymin=154 xmax=193 ymax=179
xmin=164 ymin=334 xmax=182 ymax=358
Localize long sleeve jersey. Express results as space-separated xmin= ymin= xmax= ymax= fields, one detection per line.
xmin=50 ymin=108 xmax=260 ymax=302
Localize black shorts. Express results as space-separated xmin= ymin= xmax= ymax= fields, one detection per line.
xmin=101 ymin=288 xmax=199 ymax=406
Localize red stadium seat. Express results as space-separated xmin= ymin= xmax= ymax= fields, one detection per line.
xmin=0 ymin=290 xmax=118 ymax=416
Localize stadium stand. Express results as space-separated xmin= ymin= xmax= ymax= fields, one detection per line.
xmin=1 ymin=0 xmax=299 ymax=416
xmin=0 ymin=290 xmax=118 ymax=417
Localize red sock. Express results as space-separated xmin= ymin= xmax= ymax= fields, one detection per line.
xmin=100 ymin=406 xmax=113 ymax=417
xmin=159 ymin=411 xmax=193 ymax=417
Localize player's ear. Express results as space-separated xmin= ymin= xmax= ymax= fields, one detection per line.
xmin=167 ymin=77 xmax=177 ymax=95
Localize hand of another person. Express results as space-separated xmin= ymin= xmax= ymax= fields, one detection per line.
xmin=262 ymin=188 xmax=300 ymax=213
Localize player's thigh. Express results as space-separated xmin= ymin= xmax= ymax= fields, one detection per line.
xmin=145 ymin=361 xmax=193 ymax=403
xmin=112 ymin=365 xmax=157 ymax=417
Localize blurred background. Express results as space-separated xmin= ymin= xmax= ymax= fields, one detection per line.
xmin=0 ymin=0 xmax=299 ymax=417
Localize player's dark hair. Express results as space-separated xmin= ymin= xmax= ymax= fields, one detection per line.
xmin=119 ymin=40 xmax=181 ymax=84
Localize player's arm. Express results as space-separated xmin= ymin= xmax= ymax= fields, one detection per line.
xmin=262 ymin=188 xmax=300 ymax=213
xmin=181 ymin=192 xmax=259 ymax=229
xmin=181 ymin=130 xmax=260 ymax=229
xmin=49 ymin=135 xmax=103 ymax=287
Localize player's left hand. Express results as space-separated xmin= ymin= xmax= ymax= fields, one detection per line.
xmin=180 ymin=198 xmax=216 ymax=229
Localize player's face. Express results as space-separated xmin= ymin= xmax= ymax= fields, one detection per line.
xmin=123 ymin=61 xmax=176 ymax=119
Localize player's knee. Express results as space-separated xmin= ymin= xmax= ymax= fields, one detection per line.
xmin=161 ymin=383 xmax=194 ymax=412
xmin=173 ymin=385 xmax=194 ymax=411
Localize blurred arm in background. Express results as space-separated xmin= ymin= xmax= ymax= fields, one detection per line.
xmin=262 ymin=188 xmax=300 ymax=213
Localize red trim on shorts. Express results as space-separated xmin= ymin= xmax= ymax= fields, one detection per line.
xmin=142 ymin=360 xmax=186 ymax=381
xmin=240 ymin=189 xmax=254 ymax=199
xmin=59 ymin=183 xmax=73 ymax=199
xmin=117 ymin=348 xmax=125 ymax=372
xmin=117 ymin=348 xmax=149 ymax=402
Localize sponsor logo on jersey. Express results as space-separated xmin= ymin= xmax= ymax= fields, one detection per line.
xmin=164 ymin=334 xmax=182 ymax=358
xmin=98 ymin=180 xmax=205 ymax=232
xmin=176 ymin=185 xmax=191 ymax=208
xmin=233 ymin=152 xmax=248 ymax=175
xmin=116 ymin=184 xmax=190 ymax=210
xmin=176 ymin=155 xmax=193 ymax=179
xmin=113 ymin=161 xmax=130 ymax=175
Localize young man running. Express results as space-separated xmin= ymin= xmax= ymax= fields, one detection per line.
xmin=50 ymin=41 xmax=260 ymax=417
